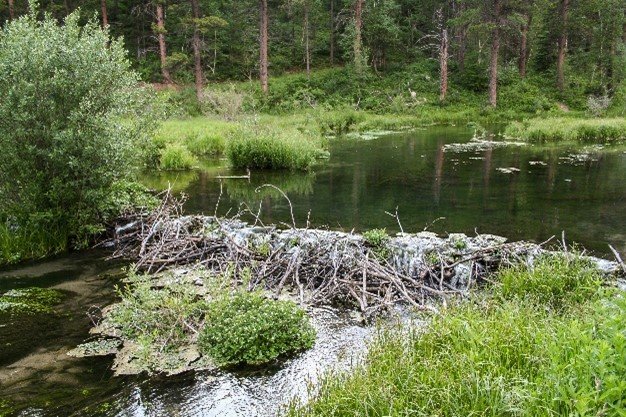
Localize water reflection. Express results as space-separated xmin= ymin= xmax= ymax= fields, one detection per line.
xmin=166 ymin=127 xmax=625 ymax=255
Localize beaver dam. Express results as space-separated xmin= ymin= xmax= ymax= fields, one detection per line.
xmin=66 ymin=192 xmax=623 ymax=378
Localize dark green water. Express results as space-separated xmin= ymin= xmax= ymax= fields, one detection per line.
xmin=146 ymin=126 xmax=626 ymax=256
xmin=1 ymin=126 xmax=625 ymax=416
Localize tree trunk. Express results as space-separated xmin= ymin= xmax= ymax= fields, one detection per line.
xmin=259 ymin=0 xmax=269 ymax=94
xmin=519 ymin=13 xmax=531 ymax=77
xmin=156 ymin=3 xmax=173 ymax=84
xmin=101 ymin=0 xmax=108 ymax=28
xmin=190 ymin=0 xmax=204 ymax=100
xmin=304 ymin=1 xmax=311 ymax=78
xmin=556 ymin=0 xmax=570 ymax=93
xmin=330 ymin=0 xmax=335 ymax=65
xmin=489 ymin=0 xmax=502 ymax=107
xmin=64 ymin=0 xmax=71 ymax=16
xmin=353 ymin=0 xmax=364 ymax=73
xmin=8 ymin=0 xmax=14 ymax=20
xmin=440 ymin=28 xmax=448 ymax=102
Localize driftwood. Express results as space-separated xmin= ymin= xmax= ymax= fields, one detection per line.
xmin=104 ymin=190 xmax=621 ymax=317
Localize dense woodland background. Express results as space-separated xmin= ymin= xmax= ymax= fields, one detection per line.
xmin=2 ymin=0 xmax=626 ymax=111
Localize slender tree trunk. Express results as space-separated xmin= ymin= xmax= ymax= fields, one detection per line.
xmin=304 ymin=1 xmax=311 ymax=78
xmin=190 ymin=0 xmax=204 ymax=100
xmin=101 ymin=0 xmax=108 ymax=28
xmin=64 ymin=0 xmax=70 ymax=16
xmin=519 ymin=13 xmax=531 ymax=77
xmin=330 ymin=0 xmax=335 ymax=65
xmin=489 ymin=0 xmax=502 ymax=107
xmin=353 ymin=0 xmax=364 ymax=73
xmin=556 ymin=0 xmax=570 ymax=93
xmin=156 ymin=3 xmax=172 ymax=84
xmin=259 ymin=0 xmax=269 ymax=94
xmin=8 ymin=0 xmax=14 ymax=20
xmin=440 ymin=28 xmax=448 ymax=102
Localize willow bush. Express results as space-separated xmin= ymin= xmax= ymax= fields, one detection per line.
xmin=0 ymin=4 xmax=154 ymax=263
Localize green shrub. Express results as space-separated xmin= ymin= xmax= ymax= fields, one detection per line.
xmin=159 ymin=144 xmax=197 ymax=170
xmin=0 ymin=8 xmax=153 ymax=262
xmin=496 ymin=254 xmax=603 ymax=310
xmin=186 ymin=132 xmax=226 ymax=156
xmin=226 ymin=126 xmax=321 ymax=170
xmin=198 ymin=292 xmax=316 ymax=366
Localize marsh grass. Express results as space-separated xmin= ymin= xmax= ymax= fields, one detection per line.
xmin=0 ymin=220 xmax=68 ymax=265
xmin=506 ymin=118 xmax=626 ymax=143
xmin=227 ymin=126 xmax=323 ymax=170
xmin=290 ymin=255 xmax=625 ymax=417
xmin=159 ymin=144 xmax=197 ymax=170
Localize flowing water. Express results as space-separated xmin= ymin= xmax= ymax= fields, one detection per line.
xmin=1 ymin=126 xmax=625 ymax=416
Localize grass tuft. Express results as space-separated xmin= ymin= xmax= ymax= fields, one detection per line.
xmin=227 ymin=126 xmax=323 ymax=170
xmin=159 ymin=143 xmax=197 ymax=171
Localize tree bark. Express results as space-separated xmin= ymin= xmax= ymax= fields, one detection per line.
xmin=190 ymin=0 xmax=204 ymax=100
xmin=8 ymin=0 xmax=14 ymax=20
xmin=488 ymin=0 xmax=502 ymax=107
xmin=304 ymin=1 xmax=311 ymax=78
xmin=330 ymin=0 xmax=335 ymax=65
xmin=353 ymin=0 xmax=364 ymax=73
xmin=101 ymin=0 xmax=108 ymax=28
xmin=556 ymin=0 xmax=570 ymax=93
xmin=259 ymin=0 xmax=269 ymax=94
xmin=156 ymin=3 xmax=173 ymax=84
xmin=519 ymin=13 xmax=531 ymax=77
xmin=440 ymin=28 xmax=448 ymax=102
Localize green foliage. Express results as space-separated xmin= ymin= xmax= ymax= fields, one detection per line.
xmin=107 ymin=270 xmax=210 ymax=370
xmin=227 ymin=126 xmax=322 ymax=171
xmin=315 ymin=107 xmax=365 ymax=136
xmin=0 ymin=8 xmax=153 ymax=262
xmin=505 ymin=118 xmax=626 ymax=143
xmin=495 ymin=254 xmax=603 ymax=311
xmin=290 ymin=259 xmax=624 ymax=417
xmin=362 ymin=228 xmax=391 ymax=260
xmin=0 ymin=287 xmax=64 ymax=315
xmin=198 ymin=292 xmax=316 ymax=366
xmin=159 ymin=144 xmax=198 ymax=170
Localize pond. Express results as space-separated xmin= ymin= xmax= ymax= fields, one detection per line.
xmin=1 ymin=126 xmax=625 ymax=416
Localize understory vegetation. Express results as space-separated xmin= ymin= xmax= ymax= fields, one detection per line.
xmin=290 ymin=255 xmax=626 ymax=417
xmin=0 ymin=10 xmax=154 ymax=265
xmin=102 ymin=268 xmax=316 ymax=373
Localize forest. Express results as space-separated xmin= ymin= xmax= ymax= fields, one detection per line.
xmin=1 ymin=1 xmax=626 ymax=416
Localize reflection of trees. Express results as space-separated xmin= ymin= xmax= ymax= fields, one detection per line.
xmin=139 ymin=170 xmax=199 ymax=193
xmin=224 ymin=172 xmax=315 ymax=202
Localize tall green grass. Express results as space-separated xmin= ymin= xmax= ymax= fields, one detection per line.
xmin=0 ymin=221 xmax=68 ymax=265
xmin=227 ymin=126 xmax=324 ymax=170
xmin=290 ymin=256 xmax=625 ymax=417
xmin=505 ymin=117 xmax=626 ymax=143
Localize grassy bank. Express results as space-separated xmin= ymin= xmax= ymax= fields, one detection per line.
xmin=290 ymin=255 xmax=626 ymax=417
xmin=505 ymin=117 xmax=626 ymax=143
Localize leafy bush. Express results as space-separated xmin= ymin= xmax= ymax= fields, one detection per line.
xmin=159 ymin=144 xmax=197 ymax=170
xmin=0 ymin=7 xmax=153 ymax=261
xmin=227 ymin=126 xmax=322 ymax=170
xmin=495 ymin=254 xmax=603 ymax=310
xmin=198 ymin=292 xmax=316 ymax=366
